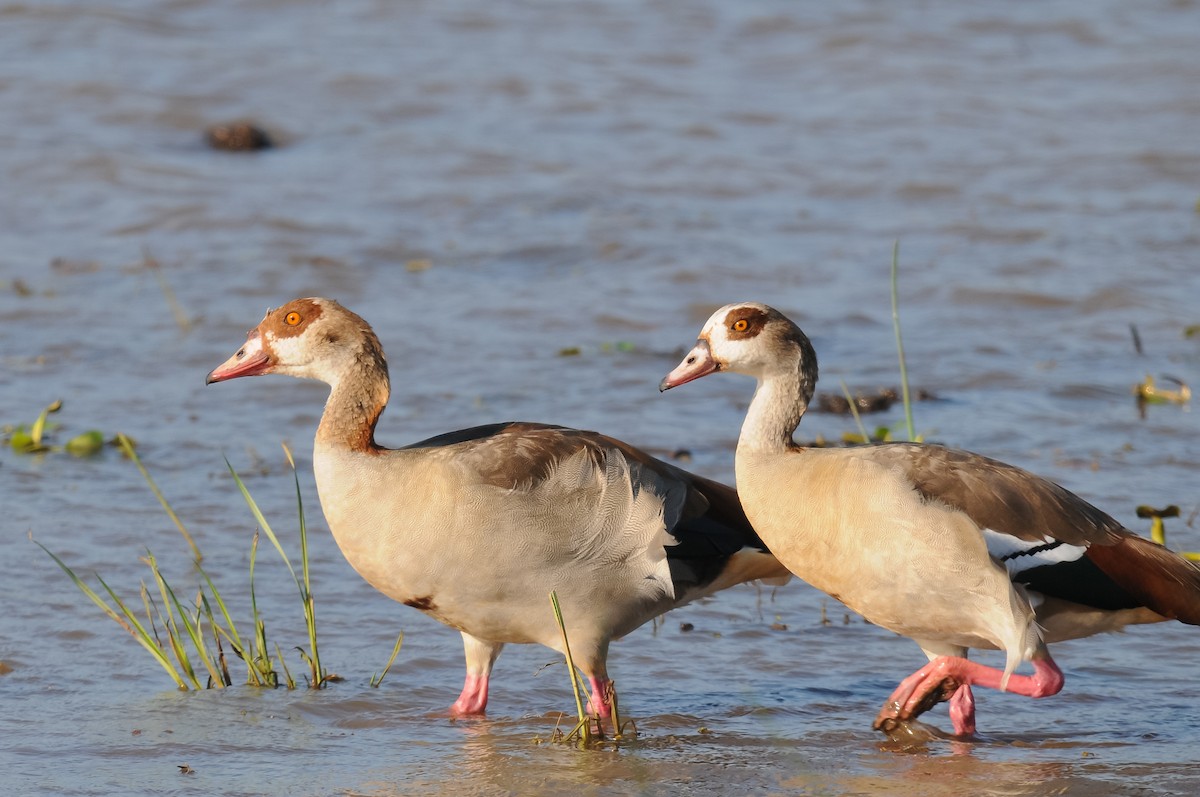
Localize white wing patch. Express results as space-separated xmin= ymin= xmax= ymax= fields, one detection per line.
xmin=981 ymin=528 xmax=1087 ymax=576
xmin=511 ymin=447 xmax=680 ymax=602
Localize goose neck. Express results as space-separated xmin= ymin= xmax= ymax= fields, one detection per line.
xmin=316 ymin=361 xmax=390 ymax=453
xmin=737 ymin=370 xmax=811 ymax=454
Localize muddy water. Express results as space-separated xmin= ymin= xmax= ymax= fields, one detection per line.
xmin=3 ymin=1 xmax=1200 ymax=795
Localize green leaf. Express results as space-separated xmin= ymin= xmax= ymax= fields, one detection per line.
xmin=10 ymin=429 xmax=43 ymax=453
xmin=65 ymin=430 xmax=105 ymax=456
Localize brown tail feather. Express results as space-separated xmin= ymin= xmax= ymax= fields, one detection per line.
xmin=1086 ymin=534 xmax=1200 ymax=625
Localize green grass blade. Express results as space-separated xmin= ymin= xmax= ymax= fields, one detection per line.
xmin=283 ymin=443 xmax=323 ymax=687
xmin=143 ymin=246 xmax=193 ymax=334
xmin=118 ymin=433 xmax=202 ymax=562
xmin=34 ymin=538 xmax=188 ymax=689
xmin=890 ymin=241 xmax=916 ymax=442
xmin=213 ymin=624 xmax=263 ymax=686
xmin=839 ymin=379 xmax=871 ymax=444
xmin=371 ymin=632 xmax=405 ymax=688
xmin=247 ymin=532 xmax=277 ymax=686
xmin=549 ymin=591 xmax=589 ymax=725
xmin=142 ymin=561 xmax=201 ymax=689
xmin=196 ymin=563 xmax=262 ymax=686
xmin=143 ymin=553 xmax=223 ymax=688
xmin=198 ymin=592 xmax=234 ymax=686
xmin=195 ymin=563 xmax=248 ymax=658
xmin=225 ymin=458 xmax=299 ymax=585
xmin=275 ymin=643 xmax=296 ymax=690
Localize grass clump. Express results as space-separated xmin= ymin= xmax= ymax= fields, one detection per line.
xmin=36 ymin=442 xmax=350 ymax=690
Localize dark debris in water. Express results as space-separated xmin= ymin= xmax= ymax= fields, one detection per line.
xmin=205 ymin=121 xmax=275 ymax=151
xmin=814 ymin=387 xmax=939 ymax=415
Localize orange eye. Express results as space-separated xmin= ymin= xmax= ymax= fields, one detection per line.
xmin=285 ymin=311 xmax=301 ymax=326
xmin=732 ymin=319 xmax=748 ymax=332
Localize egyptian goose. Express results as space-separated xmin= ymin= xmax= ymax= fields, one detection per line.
xmin=660 ymin=301 xmax=1200 ymax=737
xmin=207 ymin=297 xmax=789 ymax=716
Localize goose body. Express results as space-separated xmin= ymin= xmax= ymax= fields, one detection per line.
xmin=208 ymin=297 xmax=789 ymax=716
xmin=661 ymin=301 xmax=1200 ymax=736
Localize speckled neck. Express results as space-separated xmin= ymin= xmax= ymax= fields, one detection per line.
xmin=315 ymin=334 xmax=390 ymax=453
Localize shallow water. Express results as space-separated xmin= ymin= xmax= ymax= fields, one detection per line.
xmin=3 ymin=1 xmax=1200 ymax=795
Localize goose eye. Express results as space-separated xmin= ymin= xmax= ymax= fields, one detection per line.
xmin=285 ymin=311 xmax=302 ymax=326
xmin=732 ymin=319 xmax=748 ymax=332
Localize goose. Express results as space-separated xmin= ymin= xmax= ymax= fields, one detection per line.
xmin=206 ymin=297 xmax=790 ymax=717
xmin=660 ymin=301 xmax=1200 ymax=737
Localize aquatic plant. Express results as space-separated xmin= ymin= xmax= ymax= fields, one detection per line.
xmin=35 ymin=539 xmax=194 ymax=689
xmin=1137 ymin=505 xmax=1200 ymax=562
xmin=116 ymin=433 xmax=201 ymax=561
xmin=838 ymin=245 xmax=924 ymax=446
xmin=225 ymin=445 xmax=328 ymax=688
xmin=890 ymin=241 xmax=916 ymax=442
xmin=142 ymin=247 xmax=193 ymax=334
xmin=36 ymin=443 xmax=348 ymax=690
xmin=838 ymin=380 xmax=872 ymax=444
xmin=6 ymin=400 xmax=108 ymax=456
xmin=1133 ymin=375 xmax=1191 ymax=406
xmin=547 ymin=592 xmax=635 ymax=747
xmin=370 ymin=632 xmax=405 ymax=688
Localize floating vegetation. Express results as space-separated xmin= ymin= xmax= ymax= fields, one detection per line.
xmin=205 ymin=121 xmax=273 ymax=151
xmin=5 ymin=400 xmax=110 ymax=456
xmin=1133 ymin=375 xmax=1191 ymax=406
xmin=36 ymin=444 xmax=353 ymax=690
xmin=1137 ymin=505 xmax=1200 ymax=562
xmin=558 ymin=342 xmax=637 ymax=357
xmin=815 ymin=387 xmax=938 ymax=416
xmin=817 ymin=387 xmax=899 ymax=416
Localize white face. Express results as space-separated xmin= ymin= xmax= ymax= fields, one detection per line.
xmin=239 ymin=332 xmax=267 ymax=361
xmin=697 ymin=302 xmax=776 ymax=377
xmin=660 ymin=302 xmax=778 ymax=390
xmin=208 ymin=297 xmax=371 ymax=387
xmin=266 ymin=329 xmax=318 ymax=376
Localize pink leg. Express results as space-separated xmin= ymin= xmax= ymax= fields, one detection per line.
xmin=450 ymin=672 xmax=490 ymax=716
xmin=947 ymin=685 xmax=976 ymax=737
xmin=586 ymin=675 xmax=612 ymax=719
xmin=450 ymin=633 xmax=503 ymax=717
xmin=875 ymin=654 xmax=1063 ymax=734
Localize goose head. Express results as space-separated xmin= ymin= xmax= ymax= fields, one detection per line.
xmin=659 ymin=302 xmax=817 ymax=390
xmin=206 ymin=297 xmax=388 ymax=387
